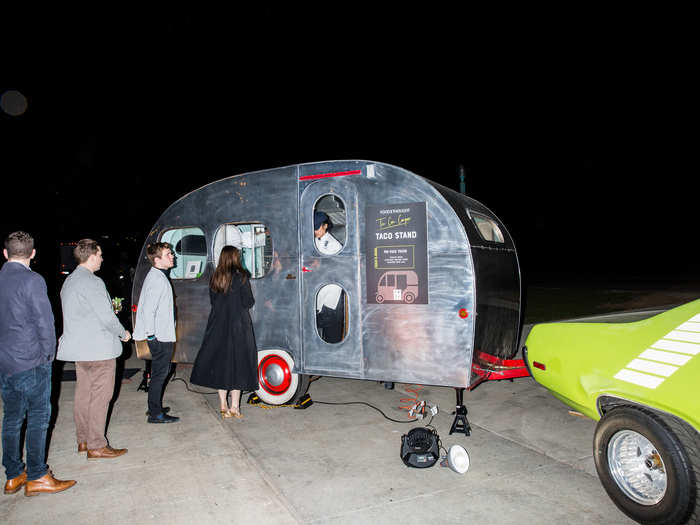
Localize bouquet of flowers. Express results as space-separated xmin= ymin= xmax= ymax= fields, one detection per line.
xmin=112 ymin=297 xmax=123 ymax=314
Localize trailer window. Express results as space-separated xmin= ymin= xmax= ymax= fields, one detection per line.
xmin=213 ymin=223 xmax=272 ymax=279
xmin=314 ymin=194 xmax=346 ymax=255
xmin=160 ymin=227 xmax=207 ymax=280
xmin=316 ymin=284 xmax=347 ymax=344
xmin=470 ymin=212 xmax=504 ymax=243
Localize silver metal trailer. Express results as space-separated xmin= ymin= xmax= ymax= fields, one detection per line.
xmin=131 ymin=160 xmax=522 ymax=406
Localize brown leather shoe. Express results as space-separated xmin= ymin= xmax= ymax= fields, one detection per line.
xmin=24 ymin=472 xmax=76 ymax=496
xmin=87 ymin=446 xmax=128 ymax=459
xmin=77 ymin=442 xmax=87 ymax=453
xmin=4 ymin=471 xmax=27 ymax=494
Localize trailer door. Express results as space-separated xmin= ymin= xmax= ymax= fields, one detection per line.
xmin=299 ymin=178 xmax=363 ymax=375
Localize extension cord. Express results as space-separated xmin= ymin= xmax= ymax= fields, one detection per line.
xmin=408 ymin=401 xmax=438 ymax=419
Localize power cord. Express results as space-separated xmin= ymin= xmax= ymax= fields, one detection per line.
xmin=399 ymin=384 xmax=423 ymax=419
xmin=313 ymin=400 xmax=417 ymax=424
xmin=169 ymin=374 xmax=432 ymax=425
xmin=170 ymin=376 xmax=255 ymax=398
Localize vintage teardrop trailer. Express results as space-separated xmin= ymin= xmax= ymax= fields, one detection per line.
xmin=131 ymin=160 xmax=526 ymax=408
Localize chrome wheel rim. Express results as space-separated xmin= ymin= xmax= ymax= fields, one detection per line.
xmin=608 ymin=429 xmax=667 ymax=505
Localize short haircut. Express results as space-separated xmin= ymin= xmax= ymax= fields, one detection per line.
xmin=146 ymin=242 xmax=172 ymax=266
xmin=4 ymin=231 xmax=34 ymax=259
xmin=74 ymin=239 xmax=101 ymax=264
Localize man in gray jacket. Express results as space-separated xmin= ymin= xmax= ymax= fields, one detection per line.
xmin=133 ymin=242 xmax=179 ymax=423
xmin=57 ymin=239 xmax=130 ymax=459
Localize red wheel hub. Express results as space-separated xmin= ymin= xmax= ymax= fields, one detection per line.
xmin=258 ymin=354 xmax=292 ymax=395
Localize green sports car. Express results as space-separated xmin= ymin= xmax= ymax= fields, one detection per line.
xmin=524 ymin=298 xmax=700 ymax=525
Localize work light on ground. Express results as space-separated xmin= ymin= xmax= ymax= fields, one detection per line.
xmin=441 ymin=445 xmax=470 ymax=474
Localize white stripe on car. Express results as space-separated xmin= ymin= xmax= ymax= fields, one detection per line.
xmin=614 ymin=315 xmax=699 ymax=389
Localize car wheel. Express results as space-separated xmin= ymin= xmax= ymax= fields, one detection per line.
xmin=404 ymin=292 xmax=415 ymax=304
xmin=255 ymin=349 xmax=309 ymax=405
xmin=376 ymin=294 xmax=384 ymax=304
xmin=593 ymin=407 xmax=697 ymax=524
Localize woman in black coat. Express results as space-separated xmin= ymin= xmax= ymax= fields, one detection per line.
xmin=190 ymin=246 xmax=258 ymax=418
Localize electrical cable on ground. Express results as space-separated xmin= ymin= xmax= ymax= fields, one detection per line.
xmin=399 ymin=384 xmax=424 ymax=419
xmin=170 ymin=376 xmax=254 ymax=398
xmin=313 ymin=400 xmax=417 ymax=423
xmin=167 ymin=375 xmax=429 ymax=424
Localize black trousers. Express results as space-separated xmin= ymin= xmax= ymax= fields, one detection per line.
xmin=148 ymin=339 xmax=174 ymax=417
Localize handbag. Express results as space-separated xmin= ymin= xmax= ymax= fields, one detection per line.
xmin=134 ymin=340 xmax=152 ymax=360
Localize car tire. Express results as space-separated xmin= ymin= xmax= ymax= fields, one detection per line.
xmin=593 ymin=406 xmax=697 ymax=524
xmin=255 ymin=349 xmax=309 ymax=405
xmin=404 ymin=292 xmax=415 ymax=304
xmin=376 ymin=294 xmax=384 ymax=304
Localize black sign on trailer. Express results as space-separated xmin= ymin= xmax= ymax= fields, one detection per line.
xmin=365 ymin=202 xmax=428 ymax=304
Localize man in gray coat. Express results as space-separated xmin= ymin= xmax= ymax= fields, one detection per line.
xmin=57 ymin=239 xmax=130 ymax=459
xmin=133 ymin=242 xmax=179 ymax=423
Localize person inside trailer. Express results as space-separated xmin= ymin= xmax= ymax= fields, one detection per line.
xmin=313 ymin=212 xmax=342 ymax=255
xmin=313 ymin=212 xmax=345 ymax=343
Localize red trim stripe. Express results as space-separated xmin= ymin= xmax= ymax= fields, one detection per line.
xmin=299 ymin=169 xmax=362 ymax=181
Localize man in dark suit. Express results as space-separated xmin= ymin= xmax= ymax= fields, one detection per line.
xmin=0 ymin=231 xmax=76 ymax=496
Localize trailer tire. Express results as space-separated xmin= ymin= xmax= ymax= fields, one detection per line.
xmin=593 ymin=406 xmax=697 ymax=524
xmin=404 ymin=292 xmax=415 ymax=304
xmin=255 ymin=349 xmax=309 ymax=405
xmin=376 ymin=294 xmax=385 ymax=304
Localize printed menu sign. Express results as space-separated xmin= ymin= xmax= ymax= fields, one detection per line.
xmin=366 ymin=202 xmax=428 ymax=304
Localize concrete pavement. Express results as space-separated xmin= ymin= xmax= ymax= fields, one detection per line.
xmin=1 ymin=351 xmax=633 ymax=524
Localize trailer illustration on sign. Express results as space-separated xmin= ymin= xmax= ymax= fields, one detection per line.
xmin=131 ymin=160 xmax=522 ymax=407
xmin=375 ymin=270 xmax=419 ymax=304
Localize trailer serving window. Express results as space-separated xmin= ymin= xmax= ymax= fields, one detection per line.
xmin=213 ymin=223 xmax=272 ymax=279
xmin=160 ymin=227 xmax=207 ymax=279
xmin=313 ymin=194 xmax=346 ymax=255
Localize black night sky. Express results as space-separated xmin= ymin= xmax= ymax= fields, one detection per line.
xmin=1 ymin=8 xmax=696 ymax=301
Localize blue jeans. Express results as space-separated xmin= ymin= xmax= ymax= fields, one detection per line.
xmin=0 ymin=363 xmax=51 ymax=481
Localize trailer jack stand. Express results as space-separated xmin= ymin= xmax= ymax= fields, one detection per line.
xmin=449 ymin=388 xmax=471 ymax=436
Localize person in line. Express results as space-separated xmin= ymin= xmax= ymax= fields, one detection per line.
xmin=313 ymin=212 xmax=345 ymax=343
xmin=57 ymin=239 xmax=131 ymax=459
xmin=133 ymin=242 xmax=179 ymax=423
xmin=0 ymin=231 xmax=76 ymax=496
xmin=190 ymin=246 xmax=258 ymax=419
